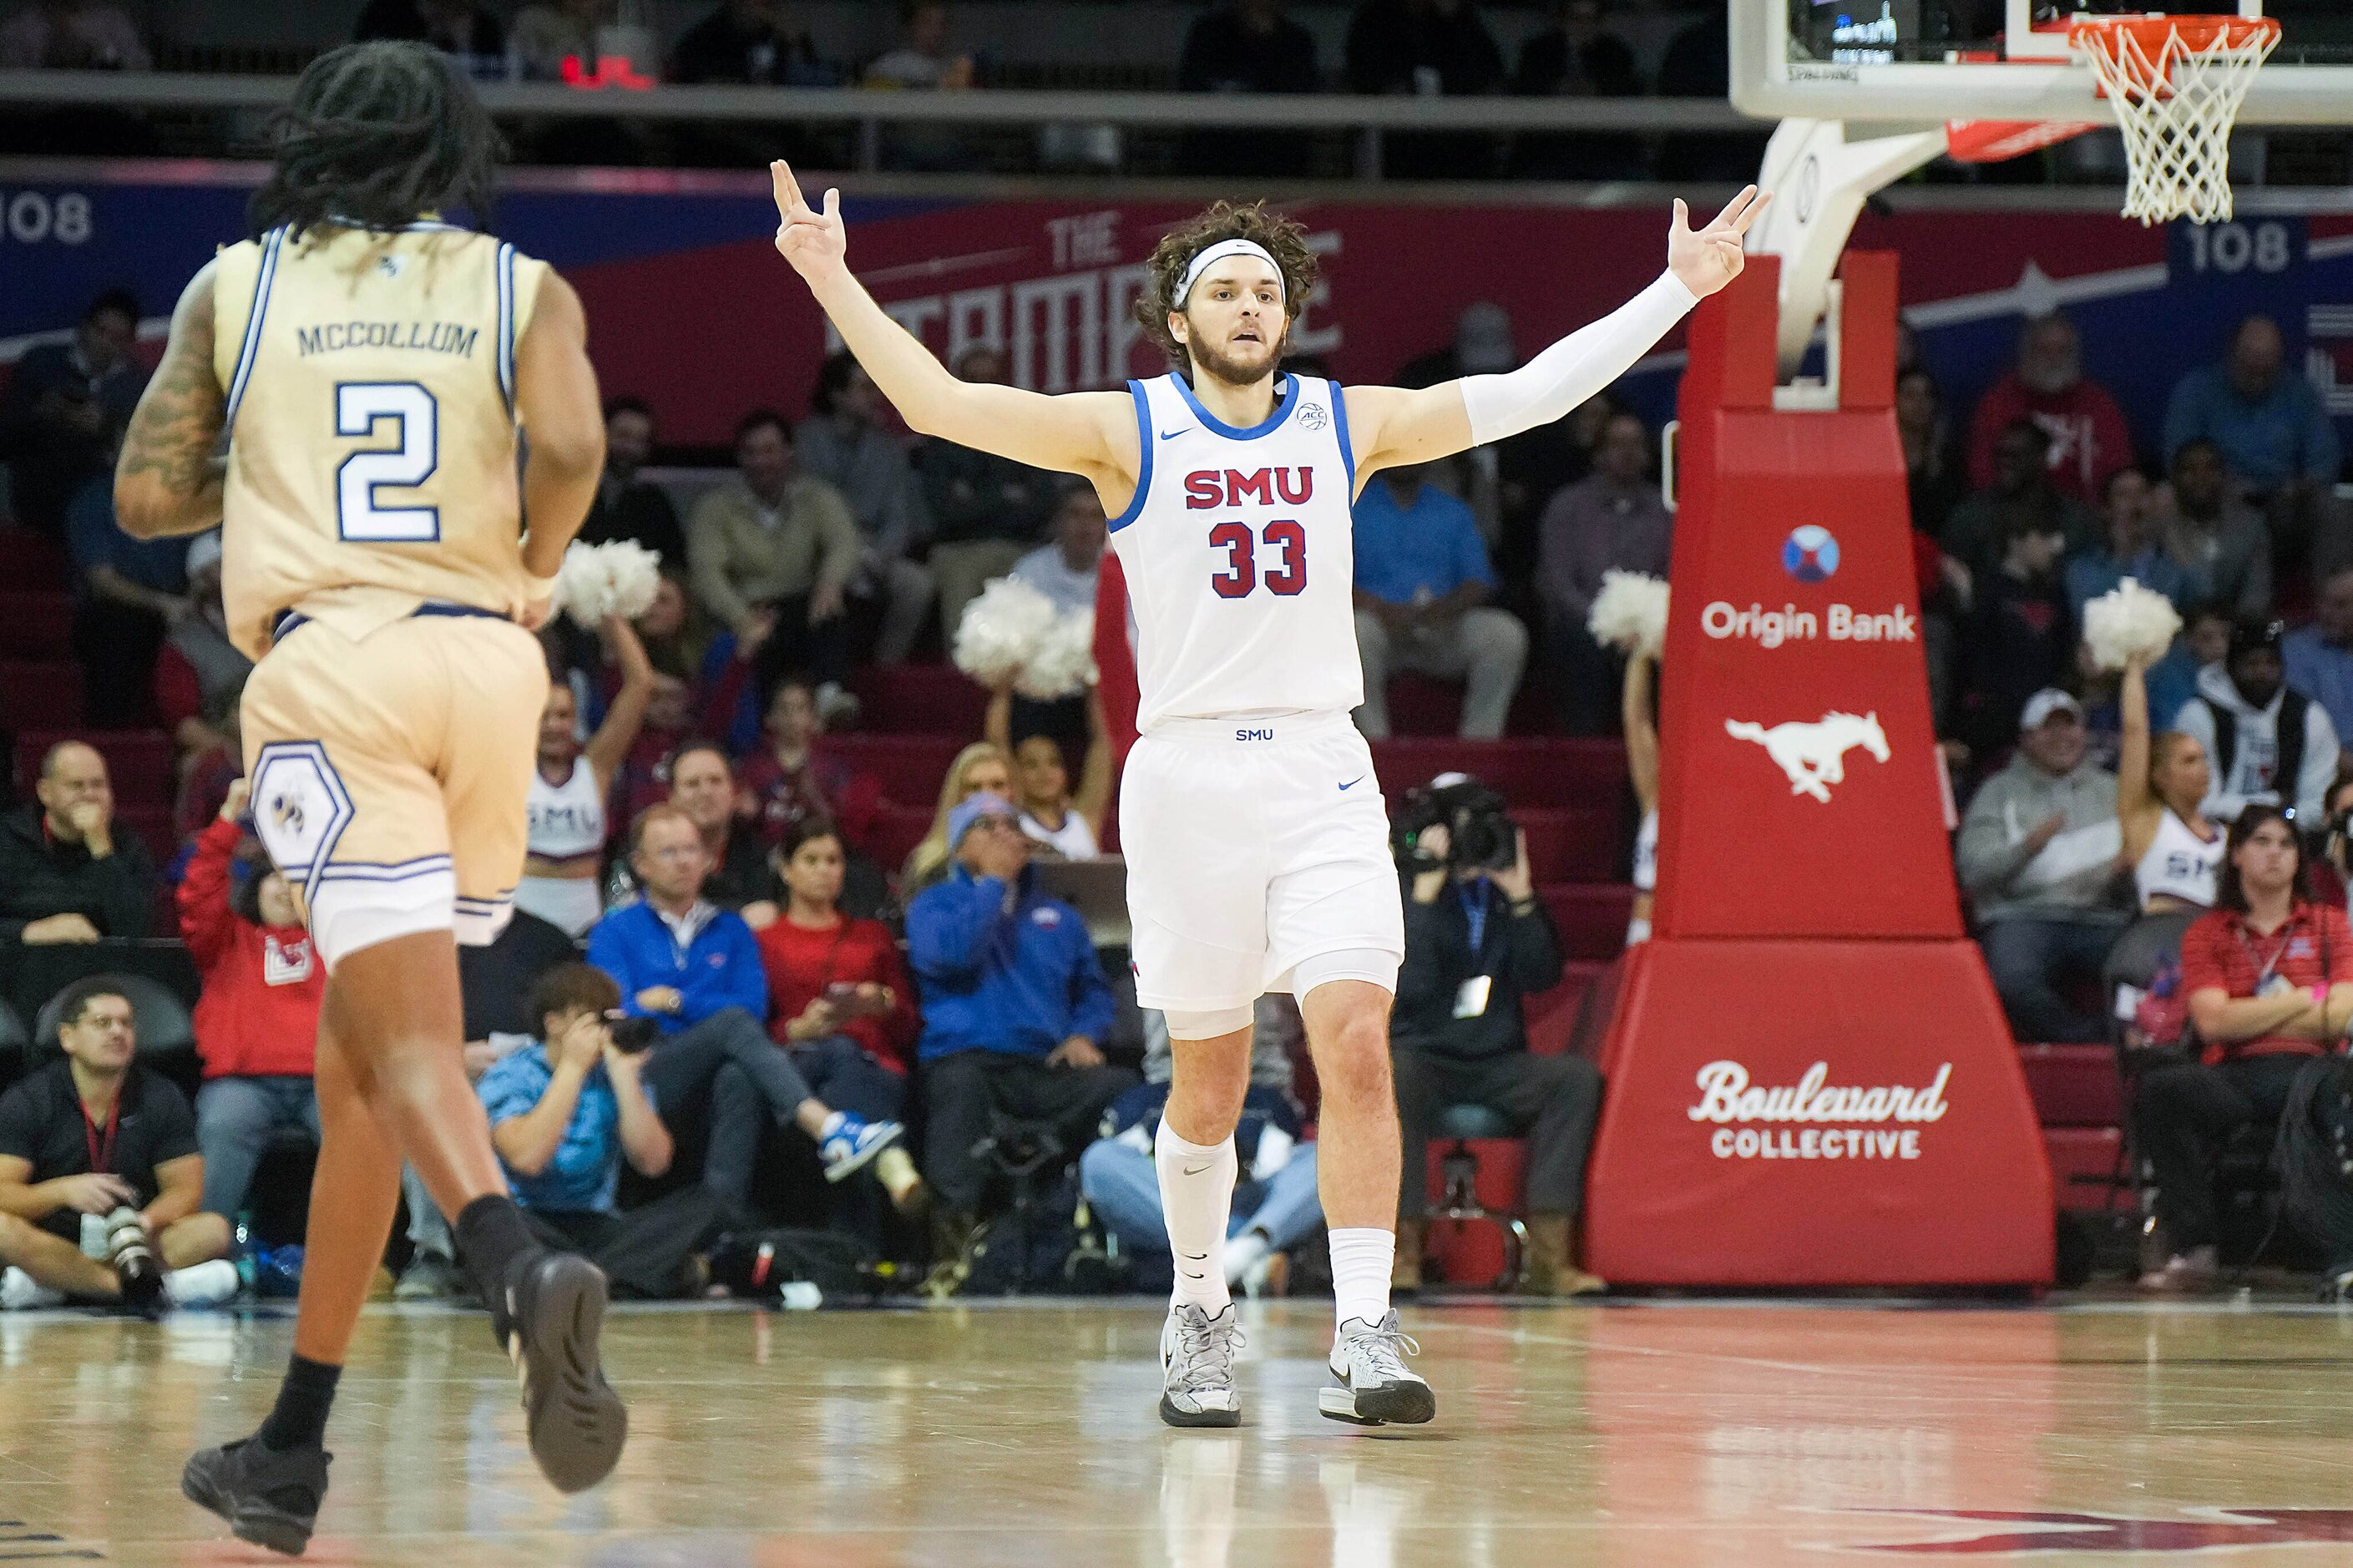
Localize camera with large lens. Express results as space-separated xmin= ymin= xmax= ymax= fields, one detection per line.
xmin=1392 ymin=772 xmax=1518 ymax=873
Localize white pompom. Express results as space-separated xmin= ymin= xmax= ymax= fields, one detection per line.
xmin=556 ymin=539 xmax=664 ymax=629
xmin=1586 ymin=569 xmax=1669 ymax=658
xmin=953 ymin=575 xmax=1059 ymax=687
xmin=2082 ymin=577 xmax=2183 ymax=672
xmin=1017 ymin=609 xmax=1097 ymax=700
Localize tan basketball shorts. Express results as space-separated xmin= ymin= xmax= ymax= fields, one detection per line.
xmin=240 ymin=607 xmax=547 ymax=970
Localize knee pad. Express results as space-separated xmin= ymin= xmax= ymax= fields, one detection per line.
xmin=1288 ymin=947 xmax=1400 ymax=1000
xmin=1165 ymin=1004 xmax=1256 ymax=1040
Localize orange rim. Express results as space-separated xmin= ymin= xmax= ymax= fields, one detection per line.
xmin=2067 ymin=13 xmax=2282 ymax=58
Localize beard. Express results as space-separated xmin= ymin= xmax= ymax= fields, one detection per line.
xmin=1186 ymin=318 xmax=1288 ymax=388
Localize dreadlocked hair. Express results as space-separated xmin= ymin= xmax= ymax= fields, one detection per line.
xmin=248 ymin=41 xmax=503 ymax=240
xmin=1132 ymin=200 xmax=1319 ymax=368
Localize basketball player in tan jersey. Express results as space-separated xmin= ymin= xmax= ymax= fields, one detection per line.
xmin=113 ymin=42 xmax=624 ymax=1552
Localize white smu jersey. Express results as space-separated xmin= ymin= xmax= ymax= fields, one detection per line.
xmin=1109 ymin=374 xmax=1363 ymax=733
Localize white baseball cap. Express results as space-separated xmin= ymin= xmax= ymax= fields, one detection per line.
xmin=2019 ymin=689 xmax=2083 ymax=731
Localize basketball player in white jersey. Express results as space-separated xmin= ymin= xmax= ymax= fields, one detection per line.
xmin=114 ymin=43 xmax=622 ymax=1552
xmin=771 ymin=164 xmax=1762 ymax=1427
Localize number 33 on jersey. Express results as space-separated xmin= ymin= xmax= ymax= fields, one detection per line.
xmin=1110 ymin=372 xmax=1364 ymax=734
xmin=208 ymin=221 xmax=551 ymax=661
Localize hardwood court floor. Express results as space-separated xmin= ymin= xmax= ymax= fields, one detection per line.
xmin=8 ymin=1295 xmax=2353 ymax=1565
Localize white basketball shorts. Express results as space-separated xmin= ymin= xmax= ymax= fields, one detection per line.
xmin=1120 ymin=711 xmax=1404 ymax=1013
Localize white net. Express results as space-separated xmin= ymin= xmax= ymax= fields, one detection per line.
xmin=2072 ymin=15 xmax=2283 ymax=226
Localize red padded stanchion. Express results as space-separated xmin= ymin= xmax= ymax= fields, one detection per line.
xmin=1584 ymin=254 xmax=2052 ymax=1287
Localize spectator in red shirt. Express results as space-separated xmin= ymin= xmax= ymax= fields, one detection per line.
xmin=1966 ymin=312 xmax=2136 ymax=506
xmin=755 ymin=819 xmax=923 ymax=1215
xmin=2133 ymin=803 xmax=2353 ymax=1292
xmin=179 ymin=777 xmax=326 ymax=1222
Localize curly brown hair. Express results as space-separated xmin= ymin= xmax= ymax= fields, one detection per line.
xmin=1131 ymin=200 xmax=1320 ymax=368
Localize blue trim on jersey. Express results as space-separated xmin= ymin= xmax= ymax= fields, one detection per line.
xmin=1172 ymin=370 xmax=1300 ymax=443
xmin=316 ymin=856 xmax=456 ymax=883
xmin=1106 ymin=379 xmax=1155 ymax=534
xmin=1328 ymin=377 xmax=1356 ymax=495
xmin=222 ymin=226 xmax=286 ymax=440
xmin=495 ymin=242 xmax=517 ymax=415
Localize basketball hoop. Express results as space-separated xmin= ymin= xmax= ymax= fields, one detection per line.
xmin=2068 ymin=12 xmax=2282 ymax=225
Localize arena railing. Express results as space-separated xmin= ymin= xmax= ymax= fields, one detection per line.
xmin=0 ymin=71 xmax=1753 ymax=180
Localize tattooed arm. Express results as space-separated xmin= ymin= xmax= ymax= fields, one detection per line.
xmin=114 ymin=260 xmax=227 ymax=539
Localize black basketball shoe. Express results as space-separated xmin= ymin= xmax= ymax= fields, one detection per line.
xmin=182 ymin=1438 xmax=330 ymax=1557
xmin=493 ymin=1248 xmax=628 ymax=1494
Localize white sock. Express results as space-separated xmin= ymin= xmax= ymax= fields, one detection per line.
xmin=1328 ymin=1227 xmax=1394 ymax=1330
xmin=1155 ymin=1120 xmax=1237 ymax=1313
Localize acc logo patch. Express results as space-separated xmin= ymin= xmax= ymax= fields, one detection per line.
xmin=1297 ymin=401 xmax=1328 ymax=432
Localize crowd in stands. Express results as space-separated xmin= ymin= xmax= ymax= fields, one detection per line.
xmin=0 ymin=221 xmax=2346 ymax=1305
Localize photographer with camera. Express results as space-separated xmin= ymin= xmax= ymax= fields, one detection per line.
xmin=477 ymin=964 xmax=730 ymax=1300
xmin=1390 ymin=776 xmax=1605 ymax=1297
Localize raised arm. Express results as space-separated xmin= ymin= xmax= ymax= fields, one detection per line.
xmin=2117 ymin=653 xmax=2155 ymax=836
xmin=770 ymin=162 xmax=1138 ymax=498
xmin=514 ymin=273 xmax=605 ymax=580
xmin=114 ymin=261 xmax=227 ymax=540
xmin=1622 ymin=651 xmax=1659 ymax=814
xmin=582 ymin=615 xmax=655 ymax=792
xmin=1341 ymin=190 xmax=1766 ymax=482
xmin=1074 ymin=689 xmax=1114 ymax=839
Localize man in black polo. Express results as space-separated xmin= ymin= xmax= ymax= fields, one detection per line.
xmin=0 ymin=978 xmax=237 ymax=1309
xmin=0 ymin=739 xmax=159 ymax=946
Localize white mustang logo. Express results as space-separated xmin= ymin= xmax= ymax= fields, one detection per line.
xmin=1724 ymin=711 xmax=1890 ymax=803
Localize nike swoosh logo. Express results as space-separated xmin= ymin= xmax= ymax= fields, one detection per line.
xmin=1182 ymin=1164 xmax=1214 ymax=1176
xmin=1159 ymin=427 xmax=1192 ymax=440
xmin=1338 ymin=776 xmax=1366 ymax=791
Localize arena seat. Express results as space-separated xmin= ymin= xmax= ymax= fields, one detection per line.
xmin=852 ymin=664 xmax=987 ymax=737
xmin=2042 ymin=1125 xmax=2127 ymax=1215
xmin=1422 ymin=1104 xmax=1531 ymax=1289
xmin=823 ymin=733 xmax=965 ymax=806
xmin=2016 ymin=1043 xmax=2124 ymax=1128
xmin=0 ymin=527 xmax=66 ymax=592
xmin=1517 ymin=806 xmax=1626 ymax=883
xmin=0 ymin=590 xmax=73 ymax=658
xmin=1370 ymin=737 xmax=1627 ymax=808
xmin=868 ymin=802 xmax=935 ymax=872
xmin=0 ymin=660 xmax=84 ymax=731
xmin=1541 ymin=886 xmax=1637 ymax=961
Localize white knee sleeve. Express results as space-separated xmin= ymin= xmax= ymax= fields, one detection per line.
xmin=1165 ymin=1004 xmax=1256 ymax=1040
xmin=1288 ymin=947 xmax=1400 ymax=999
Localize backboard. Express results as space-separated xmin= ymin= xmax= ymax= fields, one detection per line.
xmin=1731 ymin=0 xmax=2352 ymax=125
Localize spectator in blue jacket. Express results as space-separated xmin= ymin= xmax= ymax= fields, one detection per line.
xmin=587 ymin=803 xmax=901 ymax=1210
xmin=906 ymin=792 xmax=1131 ymax=1279
xmin=2163 ymin=314 xmax=2346 ymax=578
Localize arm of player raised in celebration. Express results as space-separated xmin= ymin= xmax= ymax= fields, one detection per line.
xmin=1340 ymin=188 xmax=1769 ymax=482
xmin=515 ymin=273 xmax=606 ymax=580
xmin=114 ymin=261 xmax=227 ymax=540
xmin=768 ymin=161 xmax=1138 ymax=498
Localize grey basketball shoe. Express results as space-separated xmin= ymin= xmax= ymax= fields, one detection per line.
xmin=1319 ymin=1311 xmax=1435 ymax=1426
xmin=1159 ymin=1301 xmax=1245 ymax=1428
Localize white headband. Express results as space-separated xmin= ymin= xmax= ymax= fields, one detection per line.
xmin=1176 ymin=239 xmax=1284 ymax=309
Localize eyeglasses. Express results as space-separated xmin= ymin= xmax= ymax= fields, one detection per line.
xmin=968 ymin=816 xmax=1023 ymax=837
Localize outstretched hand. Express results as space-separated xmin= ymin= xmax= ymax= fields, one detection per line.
xmin=771 ymin=160 xmax=847 ymax=286
xmin=1667 ymin=185 xmax=1769 ymax=300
